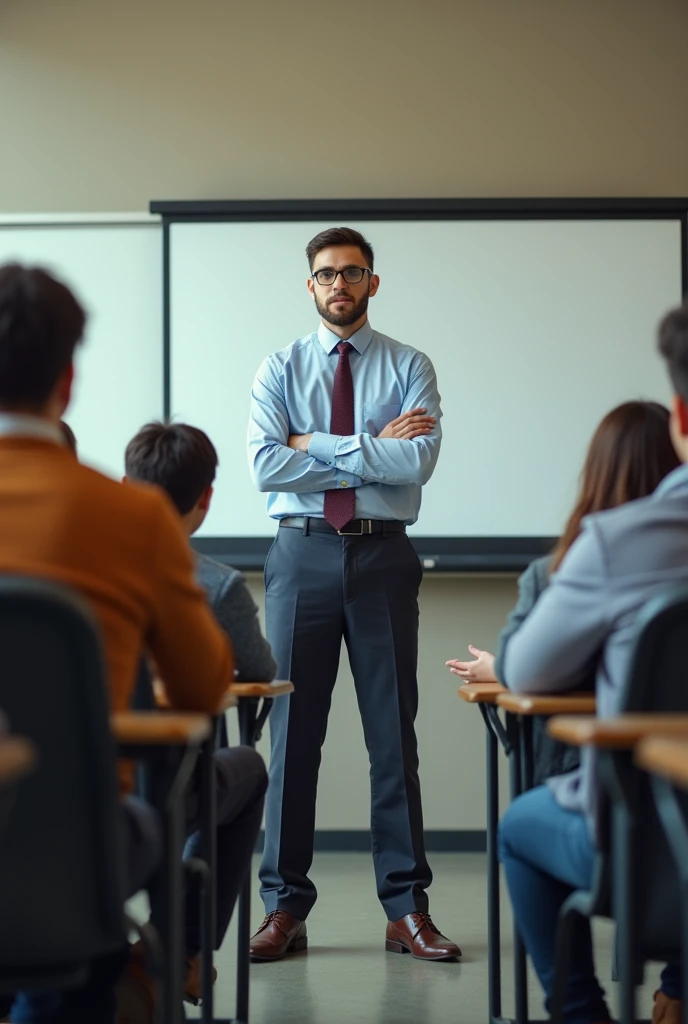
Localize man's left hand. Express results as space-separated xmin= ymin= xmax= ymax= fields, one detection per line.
xmin=287 ymin=434 xmax=313 ymax=452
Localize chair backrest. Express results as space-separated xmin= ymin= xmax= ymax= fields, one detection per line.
xmin=0 ymin=577 xmax=126 ymax=966
xmin=608 ymin=584 xmax=688 ymax=961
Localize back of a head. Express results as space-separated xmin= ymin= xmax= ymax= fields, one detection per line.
xmin=658 ymin=298 xmax=688 ymax=404
xmin=551 ymin=399 xmax=680 ymax=570
xmin=125 ymin=421 xmax=218 ymax=515
xmin=0 ymin=263 xmax=85 ymax=408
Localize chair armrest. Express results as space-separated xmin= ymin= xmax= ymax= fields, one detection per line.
xmin=111 ymin=711 xmax=211 ymax=747
xmin=153 ymin=681 xmax=238 ymax=714
xmin=497 ymin=692 xmax=597 ymax=716
xmin=457 ymin=683 xmax=506 ymax=705
xmin=547 ymin=713 xmax=688 ymax=750
xmin=636 ymin=737 xmax=688 ymax=789
xmin=229 ymin=680 xmax=294 ymax=699
xmin=0 ymin=736 xmax=36 ymax=786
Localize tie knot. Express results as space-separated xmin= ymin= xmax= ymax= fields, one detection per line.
xmin=337 ymin=341 xmax=353 ymax=356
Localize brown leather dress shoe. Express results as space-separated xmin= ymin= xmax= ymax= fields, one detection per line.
xmin=385 ymin=913 xmax=461 ymax=961
xmin=250 ymin=910 xmax=308 ymax=962
xmin=653 ymin=990 xmax=683 ymax=1024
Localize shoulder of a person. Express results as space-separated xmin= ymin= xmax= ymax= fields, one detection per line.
xmin=580 ymin=492 xmax=661 ymax=547
xmin=577 ymin=487 xmax=688 ymax=577
xmin=71 ymin=463 xmax=165 ymax=516
xmin=371 ymin=332 xmax=434 ymax=373
xmin=258 ymin=333 xmax=318 ymax=374
xmin=196 ymin=553 xmax=243 ymax=593
xmin=520 ymin=554 xmax=551 ymax=594
xmin=371 ymin=330 xmax=421 ymax=358
xmin=106 ymin=477 xmax=186 ymax=543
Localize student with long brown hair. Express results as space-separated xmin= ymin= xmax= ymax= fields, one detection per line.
xmin=446 ymin=400 xmax=680 ymax=783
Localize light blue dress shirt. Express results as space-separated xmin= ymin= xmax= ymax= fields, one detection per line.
xmin=248 ymin=320 xmax=442 ymax=524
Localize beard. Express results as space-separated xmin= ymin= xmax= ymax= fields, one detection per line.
xmin=316 ymin=288 xmax=370 ymax=328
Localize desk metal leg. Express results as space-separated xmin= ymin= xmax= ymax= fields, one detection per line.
xmin=520 ymin=716 xmax=535 ymax=794
xmin=612 ymin=798 xmax=637 ymax=1024
xmin=232 ymin=697 xmax=264 ymax=1024
xmin=652 ymin=777 xmax=688 ymax=1024
xmin=147 ymin=750 xmax=195 ymax=1024
xmin=200 ymin=731 xmax=218 ymax=1024
xmin=480 ymin=705 xmax=502 ymax=1023
xmin=507 ymin=714 xmax=529 ymax=1024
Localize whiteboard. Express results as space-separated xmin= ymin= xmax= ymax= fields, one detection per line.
xmin=168 ymin=218 xmax=682 ymax=539
xmin=0 ymin=218 xmax=163 ymax=479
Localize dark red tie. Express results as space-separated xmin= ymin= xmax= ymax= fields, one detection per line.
xmin=324 ymin=341 xmax=356 ymax=530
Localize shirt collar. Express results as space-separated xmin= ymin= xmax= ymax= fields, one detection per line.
xmin=654 ymin=462 xmax=688 ymax=499
xmin=0 ymin=414 xmax=64 ymax=447
xmin=317 ymin=320 xmax=374 ymax=356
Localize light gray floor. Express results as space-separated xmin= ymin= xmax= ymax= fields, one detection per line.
xmin=176 ymin=852 xmax=661 ymax=1024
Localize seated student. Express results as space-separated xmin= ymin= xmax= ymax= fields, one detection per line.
xmin=123 ymin=421 xmax=277 ymax=684
xmin=0 ymin=264 xmax=266 ymax=1024
xmin=446 ymin=401 xmax=680 ymax=785
xmin=497 ymin=300 xmax=688 ymax=1024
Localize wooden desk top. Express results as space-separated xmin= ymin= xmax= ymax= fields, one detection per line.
xmin=153 ymin=681 xmax=238 ymax=714
xmin=548 ymin=714 xmax=688 ymax=750
xmin=229 ymin=680 xmax=294 ymax=699
xmin=636 ymin=736 xmax=688 ymax=790
xmin=111 ymin=711 xmax=211 ymax=746
xmin=457 ymin=682 xmax=506 ymax=705
xmin=497 ymin=691 xmax=597 ymax=716
xmin=0 ymin=736 xmax=36 ymax=786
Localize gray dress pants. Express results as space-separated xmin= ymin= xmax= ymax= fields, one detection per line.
xmin=259 ymin=524 xmax=432 ymax=922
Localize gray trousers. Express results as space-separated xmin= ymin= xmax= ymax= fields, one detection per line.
xmin=259 ymin=524 xmax=432 ymax=922
xmin=123 ymin=746 xmax=267 ymax=951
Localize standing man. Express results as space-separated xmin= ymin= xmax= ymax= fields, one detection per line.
xmin=247 ymin=227 xmax=460 ymax=962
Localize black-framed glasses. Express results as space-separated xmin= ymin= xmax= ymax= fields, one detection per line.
xmin=312 ymin=266 xmax=372 ymax=286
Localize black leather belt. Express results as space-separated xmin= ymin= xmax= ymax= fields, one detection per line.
xmin=278 ymin=516 xmax=406 ymax=536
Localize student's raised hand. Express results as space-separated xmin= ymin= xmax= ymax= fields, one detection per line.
xmin=378 ymin=408 xmax=436 ymax=440
xmin=446 ymin=646 xmax=497 ymax=682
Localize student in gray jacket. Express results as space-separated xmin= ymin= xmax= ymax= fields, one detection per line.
xmin=447 ymin=400 xmax=680 ymax=785
xmin=125 ymin=421 xmax=277 ymax=685
xmin=498 ymin=300 xmax=688 ymax=1024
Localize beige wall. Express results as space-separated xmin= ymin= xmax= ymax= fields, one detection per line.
xmin=2 ymin=0 xmax=687 ymax=832
xmin=1 ymin=0 xmax=687 ymax=211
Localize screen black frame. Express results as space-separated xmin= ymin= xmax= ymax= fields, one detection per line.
xmin=150 ymin=196 xmax=688 ymax=572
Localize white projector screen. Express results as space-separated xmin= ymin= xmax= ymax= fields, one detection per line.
xmin=0 ymin=218 xmax=163 ymax=479
xmin=167 ymin=211 xmax=683 ymax=558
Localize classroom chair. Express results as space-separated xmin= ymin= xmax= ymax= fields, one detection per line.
xmin=547 ymin=584 xmax=688 ymax=1024
xmin=0 ymin=578 xmax=152 ymax=1006
xmin=457 ymin=681 xmax=595 ymax=1024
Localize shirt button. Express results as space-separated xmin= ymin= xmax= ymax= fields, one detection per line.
xmin=340 ymin=481 xmax=348 ymax=488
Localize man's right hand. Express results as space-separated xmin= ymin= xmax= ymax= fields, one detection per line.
xmin=378 ymin=407 xmax=436 ymax=441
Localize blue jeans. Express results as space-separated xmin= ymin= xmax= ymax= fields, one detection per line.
xmin=9 ymin=948 xmax=129 ymax=1023
xmin=499 ymin=785 xmax=681 ymax=1024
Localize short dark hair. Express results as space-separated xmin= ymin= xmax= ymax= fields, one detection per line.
xmin=125 ymin=421 xmax=218 ymax=516
xmin=306 ymin=227 xmax=374 ymax=271
xmin=59 ymin=420 xmax=77 ymax=454
xmin=0 ymin=263 xmax=85 ymax=407
xmin=658 ymin=298 xmax=688 ymax=403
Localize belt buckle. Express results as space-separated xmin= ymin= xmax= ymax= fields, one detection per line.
xmin=337 ymin=519 xmax=373 ymax=536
